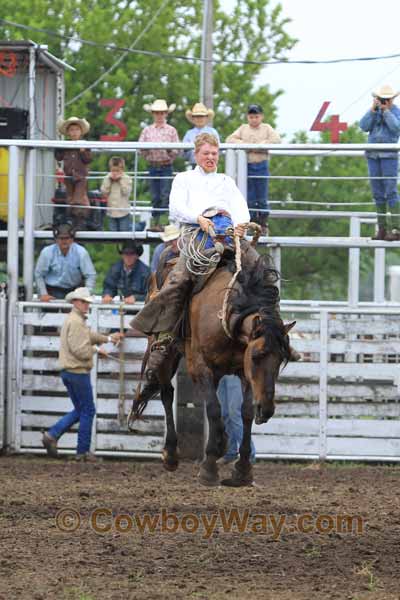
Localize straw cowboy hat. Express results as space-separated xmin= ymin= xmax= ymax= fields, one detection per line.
xmin=57 ymin=116 xmax=91 ymax=136
xmin=372 ymin=85 xmax=399 ymax=99
xmin=143 ymin=99 xmax=176 ymax=113
xmin=161 ymin=223 xmax=180 ymax=242
xmin=185 ymin=102 xmax=215 ymax=122
xmin=65 ymin=287 xmax=93 ymax=303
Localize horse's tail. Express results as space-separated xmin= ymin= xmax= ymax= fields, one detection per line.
xmin=127 ymin=338 xmax=155 ymax=428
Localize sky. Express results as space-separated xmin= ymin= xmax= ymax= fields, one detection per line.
xmin=251 ymin=0 xmax=400 ymax=139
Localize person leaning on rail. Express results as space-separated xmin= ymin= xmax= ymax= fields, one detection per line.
xmin=102 ymin=240 xmax=150 ymax=305
xmin=130 ymin=133 xmax=300 ymax=382
xmin=34 ymin=224 xmax=96 ymax=301
xmin=226 ymin=104 xmax=281 ymax=236
xmin=359 ymin=85 xmax=400 ymax=241
xmin=42 ymin=287 xmax=124 ymax=462
xmin=138 ymin=99 xmax=180 ymax=232
xmin=55 ymin=116 xmax=92 ymax=231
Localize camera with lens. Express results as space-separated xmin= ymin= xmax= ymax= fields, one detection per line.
xmin=378 ymin=97 xmax=388 ymax=105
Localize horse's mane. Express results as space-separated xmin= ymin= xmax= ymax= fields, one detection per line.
xmin=230 ymin=254 xmax=291 ymax=361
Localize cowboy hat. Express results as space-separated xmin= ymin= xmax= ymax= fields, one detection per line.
xmin=57 ymin=116 xmax=90 ymax=136
xmin=53 ymin=223 xmax=76 ymax=239
xmin=372 ymin=85 xmax=399 ymax=99
xmin=118 ymin=239 xmax=144 ymax=256
xmin=161 ymin=223 xmax=180 ymax=242
xmin=185 ymin=102 xmax=215 ymax=122
xmin=65 ymin=287 xmax=93 ymax=303
xmin=143 ymin=99 xmax=176 ymax=113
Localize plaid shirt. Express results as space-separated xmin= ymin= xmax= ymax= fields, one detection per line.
xmin=139 ymin=123 xmax=179 ymax=164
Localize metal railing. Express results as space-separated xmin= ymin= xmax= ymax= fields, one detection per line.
xmin=2 ymin=139 xmax=400 ymax=316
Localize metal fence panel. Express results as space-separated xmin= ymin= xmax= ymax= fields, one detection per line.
xmin=11 ymin=302 xmax=170 ymax=457
xmin=0 ymin=294 xmax=6 ymax=448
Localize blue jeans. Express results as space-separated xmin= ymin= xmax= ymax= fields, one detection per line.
xmin=367 ymin=156 xmax=399 ymax=207
xmin=149 ymin=165 xmax=173 ymax=219
xmin=247 ymin=161 xmax=269 ymax=225
xmin=217 ymin=375 xmax=256 ymax=461
xmin=49 ymin=371 xmax=96 ymax=454
xmin=108 ymin=214 xmax=132 ymax=231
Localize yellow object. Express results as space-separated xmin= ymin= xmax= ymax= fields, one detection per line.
xmin=0 ymin=148 xmax=25 ymax=221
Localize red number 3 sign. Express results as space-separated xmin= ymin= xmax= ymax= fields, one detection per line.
xmin=311 ymin=101 xmax=347 ymax=143
xmin=100 ymin=99 xmax=127 ymax=141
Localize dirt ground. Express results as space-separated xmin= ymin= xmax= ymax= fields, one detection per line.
xmin=1 ymin=456 xmax=400 ymax=600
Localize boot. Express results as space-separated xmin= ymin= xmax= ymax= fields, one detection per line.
xmin=384 ymin=229 xmax=400 ymax=242
xmin=372 ymin=226 xmax=386 ymax=240
xmin=289 ymin=345 xmax=301 ymax=361
xmin=145 ymin=335 xmax=174 ymax=382
xmin=42 ymin=431 xmax=58 ymax=458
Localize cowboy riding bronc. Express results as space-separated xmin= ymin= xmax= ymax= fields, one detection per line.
xmin=130 ymin=133 xmax=299 ymax=381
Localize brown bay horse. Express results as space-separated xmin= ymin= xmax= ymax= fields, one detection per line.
xmin=130 ymin=254 xmax=294 ymax=487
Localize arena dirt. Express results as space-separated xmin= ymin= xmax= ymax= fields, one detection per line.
xmin=0 ymin=456 xmax=399 ymax=600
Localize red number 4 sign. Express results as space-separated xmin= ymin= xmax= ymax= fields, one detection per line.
xmin=310 ymin=101 xmax=347 ymax=143
xmin=100 ymin=99 xmax=127 ymax=141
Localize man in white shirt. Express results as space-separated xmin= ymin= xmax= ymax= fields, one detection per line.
xmin=131 ymin=133 xmax=252 ymax=336
xmin=131 ymin=133 xmax=299 ymax=379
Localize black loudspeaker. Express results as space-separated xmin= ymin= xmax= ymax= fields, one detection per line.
xmin=0 ymin=108 xmax=29 ymax=139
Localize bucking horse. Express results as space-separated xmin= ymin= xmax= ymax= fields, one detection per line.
xmin=128 ymin=227 xmax=295 ymax=487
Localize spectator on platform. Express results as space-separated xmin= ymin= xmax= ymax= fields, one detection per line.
xmin=139 ymin=99 xmax=179 ymax=232
xmin=102 ymin=240 xmax=150 ymax=304
xmin=151 ymin=223 xmax=180 ymax=273
xmin=55 ymin=116 xmax=92 ymax=231
xmin=101 ymin=156 xmax=133 ymax=232
xmin=35 ymin=224 xmax=96 ymax=301
xmin=359 ymin=84 xmax=400 ymax=241
xmin=42 ymin=287 xmax=123 ymax=461
xmin=217 ymin=375 xmax=256 ymax=464
xmin=183 ymin=103 xmax=219 ymax=168
xmin=226 ymin=104 xmax=281 ymax=234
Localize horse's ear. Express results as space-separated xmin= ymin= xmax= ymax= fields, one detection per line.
xmin=284 ymin=321 xmax=296 ymax=334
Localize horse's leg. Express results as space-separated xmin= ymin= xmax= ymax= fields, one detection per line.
xmin=197 ymin=372 xmax=225 ymax=487
xmin=222 ymin=380 xmax=254 ymax=487
xmin=161 ymin=382 xmax=179 ymax=471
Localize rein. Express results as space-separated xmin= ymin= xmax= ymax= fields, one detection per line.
xmin=218 ymin=233 xmax=242 ymax=339
xmin=218 ymin=222 xmax=262 ymax=339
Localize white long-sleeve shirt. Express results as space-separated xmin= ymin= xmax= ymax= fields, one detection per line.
xmin=169 ymin=166 xmax=250 ymax=226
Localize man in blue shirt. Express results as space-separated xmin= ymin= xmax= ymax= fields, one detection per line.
xmin=102 ymin=240 xmax=150 ymax=304
xmin=360 ymin=84 xmax=400 ymax=241
xmin=35 ymin=224 xmax=96 ymax=301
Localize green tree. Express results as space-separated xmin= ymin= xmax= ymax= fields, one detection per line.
xmin=269 ymin=125 xmax=373 ymax=300
xmin=0 ymin=0 xmax=296 ymax=140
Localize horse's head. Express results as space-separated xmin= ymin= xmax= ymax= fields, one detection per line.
xmin=243 ymin=314 xmax=295 ymax=425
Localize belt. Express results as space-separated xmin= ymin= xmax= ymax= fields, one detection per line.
xmin=149 ymin=161 xmax=172 ymax=167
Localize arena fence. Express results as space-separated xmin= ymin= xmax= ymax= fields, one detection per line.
xmin=3 ymin=301 xmax=400 ymax=461
xmin=5 ymin=301 xmax=173 ymax=457
xmin=262 ymin=306 xmax=400 ymax=461
xmin=0 ymin=294 xmax=6 ymax=449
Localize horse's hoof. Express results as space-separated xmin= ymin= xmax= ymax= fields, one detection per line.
xmin=198 ymin=467 xmax=220 ymax=487
xmin=162 ymin=449 xmax=179 ymax=471
xmin=163 ymin=460 xmax=179 ymax=472
xmin=220 ymin=477 xmax=254 ymax=487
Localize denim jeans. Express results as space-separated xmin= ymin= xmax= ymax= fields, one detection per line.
xmin=247 ymin=160 xmax=269 ymax=225
xmin=148 ymin=165 xmax=173 ymax=219
xmin=367 ymin=156 xmax=399 ymax=207
xmin=49 ymin=370 xmax=96 ymax=454
xmin=108 ymin=214 xmax=132 ymax=232
xmin=217 ymin=375 xmax=256 ymax=461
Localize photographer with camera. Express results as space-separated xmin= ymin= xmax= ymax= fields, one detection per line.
xmin=360 ymin=85 xmax=400 ymax=241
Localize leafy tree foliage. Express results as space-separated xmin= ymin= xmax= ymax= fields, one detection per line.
xmin=0 ymin=0 xmax=295 ymax=140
